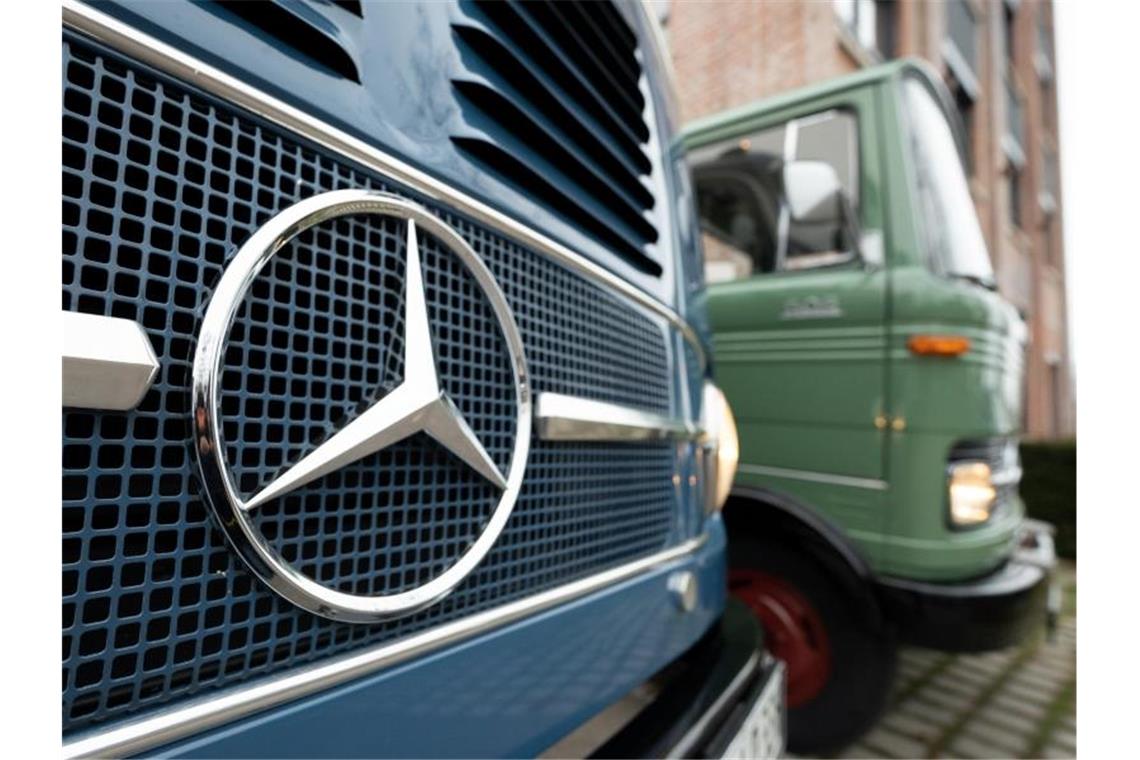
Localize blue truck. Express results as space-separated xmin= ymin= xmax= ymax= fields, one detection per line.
xmin=61 ymin=1 xmax=784 ymax=756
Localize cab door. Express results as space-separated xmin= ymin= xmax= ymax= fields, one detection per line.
xmin=693 ymin=92 xmax=890 ymax=553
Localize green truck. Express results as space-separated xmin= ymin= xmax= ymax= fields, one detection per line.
xmin=683 ymin=59 xmax=1058 ymax=753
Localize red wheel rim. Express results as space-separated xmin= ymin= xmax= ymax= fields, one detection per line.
xmin=729 ymin=568 xmax=832 ymax=708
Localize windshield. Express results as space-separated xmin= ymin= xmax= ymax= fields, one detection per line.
xmin=901 ymin=76 xmax=995 ymax=285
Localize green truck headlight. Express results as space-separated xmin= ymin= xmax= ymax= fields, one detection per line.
xmin=702 ymin=382 xmax=740 ymax=513
xmin=948 ymin=461 xmax=998 ymax=526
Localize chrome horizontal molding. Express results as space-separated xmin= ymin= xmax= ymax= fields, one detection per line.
xmin=63 ymin=534 xmax=708 ymax=759
xmin=738 ymin=463 xmax=889 ymax=491
xmin=60 ymin=0 xmax=706 ymax=371
xmin=535 ymin=392 xmax=700 ymax=442
xmin=62 ymin=312 xmax=159 ymax=410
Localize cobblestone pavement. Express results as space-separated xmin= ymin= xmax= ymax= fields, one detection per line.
xmin=837 ymin=562 xmax=1076 ymax=759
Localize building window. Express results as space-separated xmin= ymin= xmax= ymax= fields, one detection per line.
xmin=1001 ymin=0 xmax=1026 ymax=221
xmin=942 ymin=0 xmax=978 ymax=175
xmin=1004 ymin=72 xmax=1025 ymax=234
xmin=876 ymin=1 xmax=898 ymax=59
xmin=1039 ymin=147 xmax=1058 ymax=216
xmin=1009 ymin=164 xmax=1023 ymax=229
xmin=1004 ymin=2 xmax=1017 ymax=64
xmin=1035 ymin=11 xmax=1055 ymax=82
xmin=944 ymin=0 xmax=979 ymax=92
xmin=1004 ymin=75 xmax=1025 ymax=163
xmin=834 ymin=0 xmax=897 ymax=59
xmin=1042 ymin=215 xmax=1054 ymax=265
xmin=834 ymin=0 xmax=876 ymax=51
xmin=950 ymin=80 xmax=975 ymax=175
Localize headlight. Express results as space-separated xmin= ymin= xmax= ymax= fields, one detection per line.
xmin=701 ymin=381 xmax=740 ymax=513
xmin=947 ymin=461 xmax=998 ymax=527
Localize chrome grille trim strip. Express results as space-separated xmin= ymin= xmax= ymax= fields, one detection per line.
xmin=62 ymin=312 xmax=159 ymax=410
xmin=535 ymin=392 xmax=700 ymax=441
xmin=63 ymin=535 xmax=708 ymax=759
xmin=60 ymin=0 xmax=707 ymax=372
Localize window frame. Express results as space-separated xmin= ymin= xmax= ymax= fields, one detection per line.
xmin=895 ymin=68 xmax=996 ymax=285
xmin=693 ymin=107 xmax=865 ymax=283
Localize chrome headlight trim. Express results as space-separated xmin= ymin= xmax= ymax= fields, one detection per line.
xmin=700 ymin=381 xmax=740 ymax=513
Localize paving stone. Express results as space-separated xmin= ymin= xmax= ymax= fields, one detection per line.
xmin=997 ymin=679 xmax=1056 ymax=707
xmin=988 ymin=691 xmax=1050 ymax=722
xmin=881 ymin=709 xmax=943 ymax=743
xmin=959 ymin=716 xmax=1029 ymax=755
xmin=940 ymin=665 xmax=997 ymax=689
xmin=1029 ymin=647 xmax=1074 ymax=664
xmin=896 ymin=665 xmax=941 ymax=686
xmin=974 ymin=707 xmax=1040 ymax=737
xmin=973 ymin=650 xmax=1017 ymax=667
xmin=954 ymin=657 xmax=1010 ymax=681
xmin=898 ymin=661 xmax=927 ymax=676
xmin=1008 ymin=668 xmax=1066 ymax=693
xmin=841 ymin=601 xmax=1076 ymax=760
xmin=1051 ymin=728 xmax=1076 ymax=751
xmin=1024 ymin=665 xmax=1075 ymax=686
xmin=898 ymin=698 xmax=958 ymax=729
xmin=860 ymin=724 xmax=927 ymax=758
xmin=948 ymin=733 xmax=1014 ymax=759
xmin=1041 ymin=743 xmax=1075 ymax=759
xmin=1022 ymin=660 xmax=1075 ymax=680
xmin=1001 ymin=682 xmax=1062 ymax=708
xmin=1043 ymin=629 xmax=1076 ymax=645
xmin=912 ymin=686 xmax=976 ymax=714
xmin=928 ymin=673 xmax=986 ymax=700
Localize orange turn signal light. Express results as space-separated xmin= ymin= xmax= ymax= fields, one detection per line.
xmin=907 ymin=334 xmax=971 ymax=357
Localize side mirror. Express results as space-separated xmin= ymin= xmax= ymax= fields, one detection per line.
xmin=782 ymin=161 xmax=846 ymax=225
xmin=781 ymin=160 xmax=873 ymax=269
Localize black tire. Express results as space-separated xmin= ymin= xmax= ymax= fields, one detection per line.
xmin=729 ymin=532 xmax=897 ymax=755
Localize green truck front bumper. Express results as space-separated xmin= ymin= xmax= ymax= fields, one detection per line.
xmin=875 ymin=520 xmax=1057 ymax=652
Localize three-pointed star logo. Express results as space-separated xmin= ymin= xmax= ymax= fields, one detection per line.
xmin=242 ymin=221 xmax=507 ymax=512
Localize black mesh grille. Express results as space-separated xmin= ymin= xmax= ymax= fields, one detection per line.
xmin=62 ymin=34 xmax=682 ymax=733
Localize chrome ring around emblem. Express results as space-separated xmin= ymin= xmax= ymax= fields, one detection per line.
xmin=192 ymin=190 xmax=531 ymax=623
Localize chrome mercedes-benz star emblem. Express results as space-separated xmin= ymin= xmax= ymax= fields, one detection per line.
xmin=191 ymin=190 xmax=531 ymax=623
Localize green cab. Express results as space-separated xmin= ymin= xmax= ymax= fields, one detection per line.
xmin=683 ymin=59 xmax=1056 ymax=753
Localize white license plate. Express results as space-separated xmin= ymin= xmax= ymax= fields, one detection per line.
xmin=722 ymin=660 xmax=786 ymax=759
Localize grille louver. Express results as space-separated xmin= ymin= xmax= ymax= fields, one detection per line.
xmin=215 ymin=0 xmax=362 ymax=83
xmin=450 ymin=0 xmax=661 ymax=276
